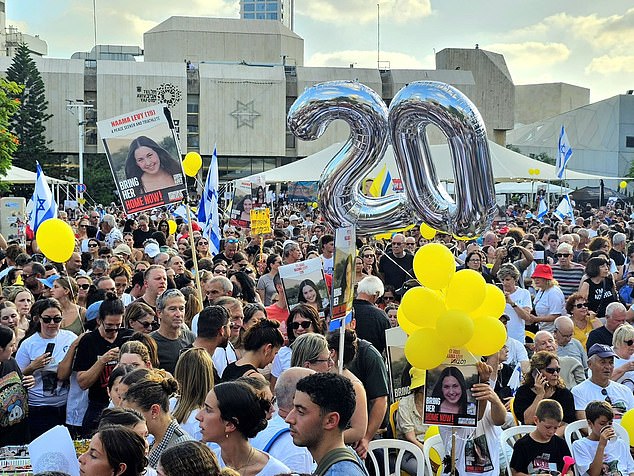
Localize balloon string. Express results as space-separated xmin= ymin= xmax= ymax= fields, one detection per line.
xmin=372 ymin=245 xmax=417 ymax=283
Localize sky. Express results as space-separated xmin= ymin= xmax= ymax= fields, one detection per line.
xmin=6 ymin=0 xmax=634 ymax=103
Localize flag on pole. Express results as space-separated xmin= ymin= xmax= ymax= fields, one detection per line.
xmin=28 ymin=162 xmax=57 ymax=233
xmin=369 ymin=164 xmax=392 ymax=197
xmin=172 ymin=204 xmax=189 ymax=223
xmin=556 ymin=125 xmax=573 ymax=179
xmin=554 ymin=195 xmax=574 ymax=221
xmin=197 ymin=146 xmax=221 ymax=256
xmin=537 ymin=197 xmax=548 ymax=223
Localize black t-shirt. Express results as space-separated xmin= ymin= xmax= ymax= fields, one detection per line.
xmin=513 ymin=385 xmax=577 ymax=425
xmin=352 ymin=299 xmax=391 ymax=355
xmin=221 ymin=362 xmax=258 ymax=382
xmin=610 ymin=248 xmax=626 ymax=267
xmin=73 ymin=328 xmax=133 ymax=404
xmin=0 ymin=358 xmax=29 ymax=446
xmin=378 ymin=252 xmax=414 ymax=290
xmin=510 ymin=433 xmax=571 ymax=474
xmin=586 ymin=325 xmax=614 ymax=351
xmin=133 ymin=229 xmax=153 ymax=248
xmin=150 ymin=330 xmax=196 ymax=375
xmin=348 ymin=339 xmax=389 ymax=429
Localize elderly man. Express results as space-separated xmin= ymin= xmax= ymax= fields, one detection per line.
xmin=353 ymin=276 xmax=391 ymax=355
xmin=251 ymin=367 xmax=315 ymax=473
xmin=587 ymin=302 xmax=627 ymax=350
xmin=99 ymin=214 xmax=123 ymax=248
xmin=571 ymin=343 xmax=634 ymax=420
xmin=378 ymin=233 xmax=414 ymax=290
xmin=65 ymin=252 xmax=83 ymax=278
xmin=203 ymin=275 xmax=233 ymax=307
xmin=534 ymin=330 xmax=585 ymax=389
xmin=283 ymin=241 xmax=302 ymax=265
xmin=212 ymin=297 xmax=244 ymax=378
xmin=553 ymin=316 xmax=588 ymax=369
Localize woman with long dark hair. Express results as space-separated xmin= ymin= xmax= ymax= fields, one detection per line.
xmin=431 ymin=366 xmax=468 ymax=415
xmin=256 ymin=254 xmax=281 ymax=306
xmin=297 ymin=279 xmax=326 ymax=312
xmin=125 ymin=135 xmax=183 ymax=194
xmin=78 ymin=425 xmax=148 ymax=476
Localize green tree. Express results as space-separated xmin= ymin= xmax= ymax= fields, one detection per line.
xmin=0 ymin=79 xmax=24 ymax=191
xmin=528 ymin=152 xmax=555 ymax=165
xmin=83 ymin=153 xmax=118 ymax=205
xmin=6 ymin=43 xmax=53 ymax=174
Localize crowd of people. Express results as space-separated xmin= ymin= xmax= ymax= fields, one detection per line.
xmin=1 ymin=199 xmax=634 ymax=474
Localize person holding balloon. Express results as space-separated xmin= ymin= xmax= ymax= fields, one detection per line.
xmin=125 ymin=135 xmax=183 ymax=194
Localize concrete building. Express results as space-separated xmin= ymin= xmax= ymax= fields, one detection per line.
xmin=240 ymin=0 xmax=294 ymax=30
xmin=515 ymin=83 xmax=590 ymax=127
xmin=0 ymin=1 xmax=47 ymax=57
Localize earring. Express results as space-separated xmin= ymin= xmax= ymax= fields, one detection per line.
xmin=225 ymin=433 xmax=229 ymax=439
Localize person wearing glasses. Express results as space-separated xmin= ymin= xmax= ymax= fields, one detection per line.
xmin=87 ymin=238 xmax=101 ymax=260
xmin=565 ymin=292 xmax=601 ymax=350
xmin=611 ymin=324 xmax=634 ymax=391
xmin=572 ymin=343 xmax=634 ymax=421
xmin=550 ymin=242 xmax=585 ymax=298
xmin=214 ymin=238 xmax=239 ymax=264
xmin=553 ymin=316 xmax=588 ymax=370
xmin=74 ymin=293 xmax=133 ymax=437
xmin=378 ymin=233 xmax=414 ymax=290
xmin=75 ymin=275 xmax=93 ymax=309
xmin=513 ymin=350 xmax=576 ymax=436
xmin=358 ymin=245 xmax=379 ymax=277
xmin=15 ymin=298 xmax=78 ymax=439
xmin=195 ymin=236 xmax=212 ymax=259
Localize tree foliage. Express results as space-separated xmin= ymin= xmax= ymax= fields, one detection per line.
xmin=6 ymin=43 xmax=53 ymax=174
xmin=0 ymin=79 xmax=24 ymax=190
xmin=83 ymin=153 xmax=118 ymax=205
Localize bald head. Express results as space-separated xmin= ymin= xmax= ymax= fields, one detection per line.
xmin=534 ymin=330 xmax=557 ymax=353
xmin=275 ymin=367 xmax=316 ymax=414
xmin=554 ymin=316 xmax=574 ymax=346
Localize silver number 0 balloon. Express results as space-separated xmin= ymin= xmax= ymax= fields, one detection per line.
xmin=287 ymin=80 xmax=496 ymax=237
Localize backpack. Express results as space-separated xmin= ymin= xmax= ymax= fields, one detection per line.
xmin=313 ymin=447 xmax=366 ymax=476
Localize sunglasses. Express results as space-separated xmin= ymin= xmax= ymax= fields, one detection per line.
xmin=556 ymin=253 xmax=571 ymax=258
xmin=543 ymin=367 xmax=561 ymax=374
xmin=214 ymin=269 xmax=227 ymax=275
xmin=88 ymin=243 xmax=98 ymax=248
xmin=41 ymin=316 xmax=63 ymax=324
xmin=292 ymin=321 xmax=312 ymax=330
xmin=78 ymin=284 xmax=91 ymax=290
xmin=197 ymin=241 xmax=208 ymax=246
xmin=575 ymin=302 xmax=588 ymax=309
xmin=226 ymin=239 xmax=240 ymax=244
xmin=625 ymin=340 xmax=634 ymax=347
xmin=363 ymin=254 xmax=374 ymax=258
xmin=136 ymin=320 xmax=156 ymax=329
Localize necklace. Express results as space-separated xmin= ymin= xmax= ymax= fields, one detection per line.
xmin=233 ymin=447 xmax=257 ymax=472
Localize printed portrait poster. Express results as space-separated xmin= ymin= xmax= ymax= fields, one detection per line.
xmin=251 ymin=175 xmax=268 ymax=207
xmin=97 ymin=104 xmax=186 ymax=215
xmin=230 ymin=180 xmax=253 ymax=227
xmin=331 ymin=226 xmax=355 ymax=320
xmin=279 ymin=257 xmax=329 ymax=317
xmin=424 ymin=348 xmax=481 ymax=428
xmin=385 ymin=327 xmax=412 ymax=403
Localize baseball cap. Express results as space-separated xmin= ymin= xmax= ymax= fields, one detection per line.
xmin=113 ymin=244 xmax=131 ymax=256
xmin=86 ymin=300 xmax=103 ymax=321
xmin=144 ymin=242 xmax=160 ymax=258
xmin=588 ymin=343 xmax=617 ymax=359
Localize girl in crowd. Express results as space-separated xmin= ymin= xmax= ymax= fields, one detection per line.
xmin=128 ymin=332 xmax=160 ymax=368
xmin=580 ymin=256 xmax=618 ymax=318
xmin=158 ymin=441 xmax=237 ymax=476
xmin=231 ymin=271 xmax=260 ymax=305
xmin=359 ymin=245 xmax=379 ymax=277
xmin=87 ymin=238 xmax=101 ymax=260
xmin=238 ymin=195 xmax=253 ymax=223
xmin=124 ymin=301 xmax=157 ymax=334
xmin=565 ymin=292 xmax=601 ymax=348
xmin=462 ymin=250 xmax=495 ymax=284
xmin=256 ymin=254 xmax=281 ymax=306
xmin=234 ymin=303 xmax=267 ymax=359
xmin=51 ymin=276 xmax=85 ymax=335
xmin=7 ymin=286 xmax=33 ymax=334
xmin=76 ymin=275 xmax=93 ymax=309
xmin=195 ymin=236 xmax=212 ymax=259
xmin=78 ymin=425 xmax=148 ymax=476
xmin=0 ymin=301 xmax=26 ymax=343
xmin=15 ymin=298 xmax=78 ymax=439
xmin=119 ymin=340 xmax=154 ymax=369
xmin=385 ymin=303 xmax=399 ymax=327
xmin=171 ymin=348 xmax=215 ymax=440
xmin=195 ymin=381 xmax=290 ymax=475
xmin=108 ymin=365 xmax=132 ymax=407
xmin=125 ymin=135 xmax=182 ymax=193
xmin=121 ymin=373 xmax=193 ymax=468
xmin=431 ymin=366 xmax=468 ymax=415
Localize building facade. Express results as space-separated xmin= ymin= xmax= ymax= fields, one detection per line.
xmin=240 ymin=0 xmax=294 ymax=30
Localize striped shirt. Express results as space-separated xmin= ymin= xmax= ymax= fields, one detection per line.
xmin=551 ymin=264 xmax=585 ymax=298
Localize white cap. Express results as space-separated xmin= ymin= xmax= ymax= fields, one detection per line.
xmin=144 ymin=243 xmax=160 ymax=258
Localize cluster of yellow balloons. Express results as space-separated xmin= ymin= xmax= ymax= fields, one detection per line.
xmin=399 ymin=243 xmax=508 ymax=370
xmin=183 ymin=152 xmax=202 ymax=177
xmin=36 ymin=219 xmax=75 ymax=263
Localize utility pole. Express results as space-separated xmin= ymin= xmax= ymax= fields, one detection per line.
xmin=66 ymin=100 xmax=93 ymax=208
xmin=377 ymin=3 xmax=380 ymax=69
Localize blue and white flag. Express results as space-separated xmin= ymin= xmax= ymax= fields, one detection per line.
xmin=554 ymin=195 xmax=574 ymax=221
xmin=172 ymin=204 xmax=189 ymax=223
xmin=197 ymin=146 xmax=221 ymax=256
xmin=537 ymin=197 xmax=548 ymax=223
xmin=556 ymin=125 xmax=573 ymax=179
xmin=29 ymin=162 xmax=57 ymax=233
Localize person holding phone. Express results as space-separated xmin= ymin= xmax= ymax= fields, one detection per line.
xmin=15 ymin=298 xmax=77 ymax=439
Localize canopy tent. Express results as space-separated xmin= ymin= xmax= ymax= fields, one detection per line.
xmin=247 ymin=140 xmax=609 ymax=183
xmin=1 ymin=165 xmax=70 ymax=184
xmin=570 ymin=186 xmax=630 ymax=206
xmin=445 ymin=181 xmax=572 ymax=195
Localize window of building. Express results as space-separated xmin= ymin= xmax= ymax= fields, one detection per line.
xmin=266 ymin=2 xmax=278 ymax=11
xmin=266 ymin=13 xmax=278 ymax=19
xmin=243 ymin=3 xmax=255 ymax=11
xmin=627 ymin=136 xmax=634 ymax=148
xmin=244 ymin=12 xmax=255 ymax=18
xmin=256 ymin=2 xmax=266 ymax=11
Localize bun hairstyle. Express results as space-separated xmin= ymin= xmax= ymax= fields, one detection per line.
xmin=122 ymin=373 xmax=179 ymax=413
xmin=242 ymin=318 xmax=284 ymax=352
xmin=99 ymin=292 xmax=125 ymax=321
xmin=214 ymin=381 xmax=269 ymax=439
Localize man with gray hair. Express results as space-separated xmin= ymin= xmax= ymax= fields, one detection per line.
xmin=99 ymin=214 xmax=123 ymax=248
xmin=553 ymin=315 xmax=588 ymax=369
xmin=588 ymin=301 xmax=627 ymax=350
xmin=353 ymin=276 xmax=391 ymax=354
xmin=150 ymin=289 xmax=195 ymax=374
xmin=534 ymin=330 xmax=585 ymax=389
xmin=251 ymin=367 xmax=315 ymax=473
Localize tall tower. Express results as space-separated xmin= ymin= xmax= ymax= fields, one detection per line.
xmin=240 ymin=0 xmax=294 ymax=30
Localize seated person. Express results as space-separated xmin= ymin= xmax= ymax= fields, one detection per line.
xmin=572 ymin=400 xmax=634 ymax=476
xmin=510 ymin=399 xmax=572 ymax=476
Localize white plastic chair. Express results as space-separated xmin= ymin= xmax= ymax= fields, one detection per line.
xmin=500 ymin=424 xmax=536 ymax=476
xmin=565 ymin=419 xmax=629 ymax=476
xmin=423 ymin=434 xmax=444 ymax=476
xmin=368 ymin=438 xmax=427 ymax=476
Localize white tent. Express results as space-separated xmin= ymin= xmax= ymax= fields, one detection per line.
xmin=1 ymin=165 xmax=70 ymax=184
xmin=247 ymin=140 xmax=609 ymax=183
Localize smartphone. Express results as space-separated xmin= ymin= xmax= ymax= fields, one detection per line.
xmin=45 ymin=343 xmax=55 ymax=355
xmin=533 ymin=250 xmax=545 ymax=261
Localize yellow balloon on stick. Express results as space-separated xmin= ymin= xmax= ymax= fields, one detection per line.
xmin=436 ymin=309 xmax=475 ymax=347
xmin=36 ymin=218 xmax=75 ymax=263
xmin=183 ymin=151 xmax=202 ymax=177
xmin=413 ymin=244 xmax=455 ymax=290
xmin=404 ymin=328 xmax=449 ymax=370
xmin=399 ymin=287 xmax=446 ymax=328
xmin=445 ymin=269 xmax=486 ymax=312
xmin=471 ymin=284 xmax=507 ymax=319
xmin=465 ymin=316 xmax=507 ymax=356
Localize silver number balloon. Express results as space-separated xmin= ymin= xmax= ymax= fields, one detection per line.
xmin=287 ymin=81 xmax=414 ymax=234
xmin=389 ymin=81 xmax=496 ymax=237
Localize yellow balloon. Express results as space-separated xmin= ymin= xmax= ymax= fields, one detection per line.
xmin=168 ymin=219 xmax=177 ymax=235
xmin=36 ymin=218 xmax=75 ymax=263
xmin=413 ymin=243 xmax=456 ymax=290
xmin=397 ymin=307 xmax=422 ymax=335
xmin=183 ymin=151 xmax=202 ymax=177
xmin=424 ymin=426 xmax=441 ymax=466
xmin=436 ymin=309 xmax=475 ymax=347
xmin=621 ymin=181 xmax=628 ymax=189
xmin=535 ymin=168 xmax=540 ymax=175
xmin=405 ymin=328 xmax=448 ymax=370
xmin=445 ymin=269 xmax=486 ymax=312
xmin=621 ymin=409 xmax=634 ymax=444
xmin=419 ymin=223 xmax=437 ymax=240
xmin=400 ymin=287 xmax=446 ymax=328
xmin=465 ymin=316 xmax=507 ymax=356
xmin=472 ymin=284 xmax=507 ymax=319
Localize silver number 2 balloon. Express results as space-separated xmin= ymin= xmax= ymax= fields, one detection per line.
xmin=287 ymin=80 xmax=496 ymax=238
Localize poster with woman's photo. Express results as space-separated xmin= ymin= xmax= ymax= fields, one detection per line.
xmin=279 ymin=257 xmax=329 ymax=317
xmin=230 ymin=180 xmax=253 ymax=227
xmin=424 ymin=348 xmax=481 ymax=428
xmin=251 ymin=175 xmax=268 ymax=207
xmin=97 ymin=104 xmax=186 ymax=215
xmin=331 ymin=226 xmax=355 ymax=320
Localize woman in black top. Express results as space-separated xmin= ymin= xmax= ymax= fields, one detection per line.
xmin=580 ymin=256 xmax=617 ymax=317
xmin=513 ymin=351 xmax=576 ymax=435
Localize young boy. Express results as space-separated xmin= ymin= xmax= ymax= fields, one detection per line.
xmin=510 ymin=399 xmax=572 ymax=475
xmin=572 ymin=401 xmax=634 ymax=476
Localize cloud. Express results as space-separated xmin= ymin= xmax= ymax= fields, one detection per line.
xmin=586 ymin=55 xmax=634 ymax=74
xmin=297 ymin=0 xmax=432 ymax=25
xmin=484 ymin=41 xmax=570 ymax=67
xmin=308 ymin=50 xmax=430 ymax=69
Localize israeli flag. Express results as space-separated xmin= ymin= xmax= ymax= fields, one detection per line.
xmin=537 ymin=197 xmax=548 ymax=223
xmin=554 ymin=195 xmax=574 ymax=221
xmin=172 ymin=204 xmax=189 ymax=223
xmin=197 ymin=146 xmax=221 ymax=256
xmin=556 ymin=125 xmax=573 ymax=179
xmin=28 ymin=162 xmax=57 ymax=233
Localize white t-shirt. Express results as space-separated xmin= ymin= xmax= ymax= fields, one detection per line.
xmin=505 ymin=336 xmax=529 ymax=369
xmin=169 ymin=397 xmax=203 ymax=441
xmin=15 ymin=330 xmax=77 ymax=407
xmin=571 ymin=379 xmax=634 ymax=418
xmin=212 ymin=342 xmax=237 ymax=378
xmin=271 ymin=346 xmax=292 ymax=379
xmin=505 ymin=287 xmax=532 ymax=342
xmin=533 ymin=286 xmax=566 ymax=333
xmin=321 ymin=255 xmax=334 ymax=276
xmin=572 ymin=437 xmax=634 ymax=475
xmin=614 ymin=357 xmax=634 ymax=391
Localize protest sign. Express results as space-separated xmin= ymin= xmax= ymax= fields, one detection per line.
xmin=279 ymin=257 xmax=329 ymax=317
xmin=287 ymin=181 xmax=319 ymax=203
xmin=97 ymin=104 xmax=185 ymax=215
xmin=250 ymin=207 xmax=271 ymax=235
xmin=424 ymin=348 xmax=480 ymax=428
xmin=230 ymin=180 xmax=253 ymax=227
xmin=331 ymin=226 xmax=355 ymax=320
xmin=385 ymin=327 xmax=411 ymax=402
